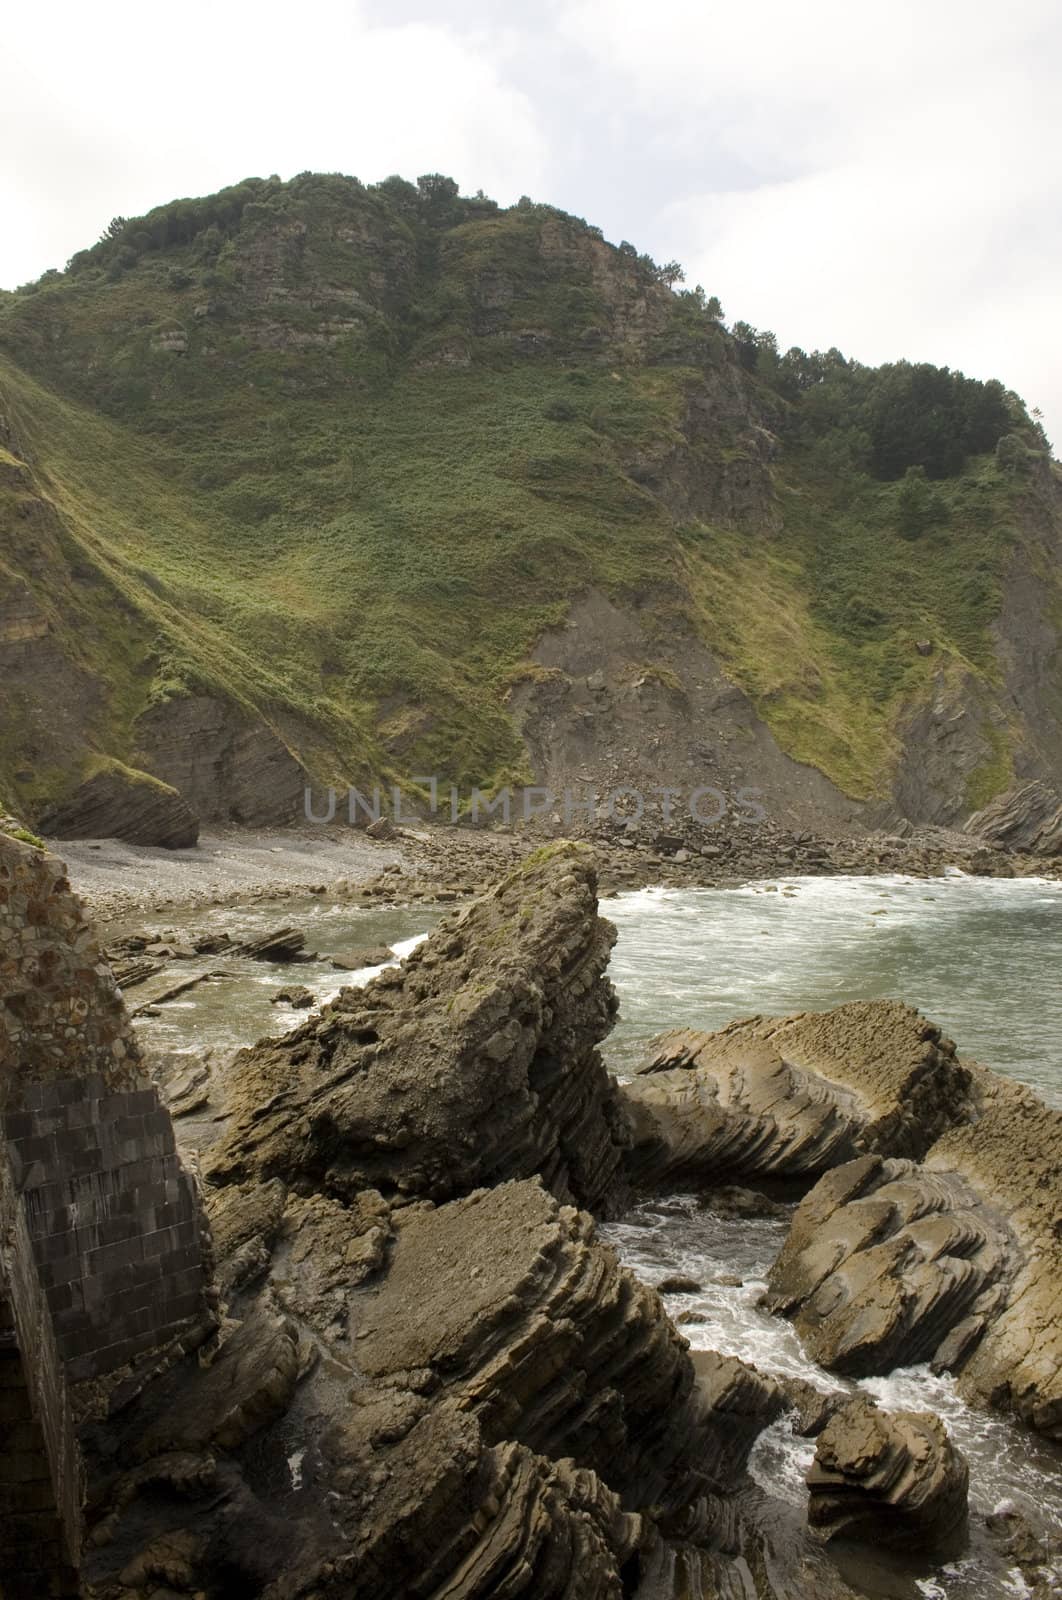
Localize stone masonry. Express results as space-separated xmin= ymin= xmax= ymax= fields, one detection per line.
xmin=0 ymin=824 xmax=216 ymax=1592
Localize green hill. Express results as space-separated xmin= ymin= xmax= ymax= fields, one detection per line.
xmin=1 ymin=172 xmax=1059 ymax=838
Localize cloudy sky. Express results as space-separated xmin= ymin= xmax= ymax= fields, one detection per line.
xmin=3 ymin=0 xmax=1058 ymax=437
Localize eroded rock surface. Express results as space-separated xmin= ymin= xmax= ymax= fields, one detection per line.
xmin=621 ymin=1002 xmax=973 ymax=1188
xmin=966 ymin=781 xmax=1062 ymax=857
xmin=807 ymin=1397 xmax=969 ymax=1551
xmin=37 ymin=765 xmax=199 ymax=849
xmin=765 ymin=1067 xmax=1062 ymax=1437
xmin=208 ymin=843 xmax=633 ymax=1216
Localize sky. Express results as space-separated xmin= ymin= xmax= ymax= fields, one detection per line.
xmin=2 ymin=0 xmax=1059 ymax=438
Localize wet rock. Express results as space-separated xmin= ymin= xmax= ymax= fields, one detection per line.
xmin=984 ymin=1505 xmax=1057 ymax=1584
xmin=774 ymin=1375 xmax=844 ymax=1437
xmin=111 ymin=954 xmax=165 ymax=989
xmin=330 ymin=944 xmax=393 ymax=970
xmin=207 ymin=843 xmax=633 ymax=1217
xmin=235 ymin=926 xmax=306 ymax=961
xmin=271 ymin=984 xmax=316 ymax=1008
xmin=657 ymin=1273 xmax=703 ymax=1294
xmin=706 ymin=1184 xmax=792 ymax=1219
xmin=807 ymin=1396 xmax=969 ymax=1551
xmin=765 ymin=1065 xmax=1062 ymax=1438
xmin=621 ymin=1001 xmax=973 ymax=1188
xmin=763 ymin=1154 xmax=1017 ymax=1379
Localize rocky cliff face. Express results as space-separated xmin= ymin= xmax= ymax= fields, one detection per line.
xmin=1 ymin=173 xmax=1059 ymax=844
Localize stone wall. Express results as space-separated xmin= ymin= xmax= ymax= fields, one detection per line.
xmin=0 ymin=1156 xmax=80 ymax=1596
xmin=0 ymin=827 xmax=216 ymax=1592
xmin=0 ymin=828 xmax=214 ymax=1381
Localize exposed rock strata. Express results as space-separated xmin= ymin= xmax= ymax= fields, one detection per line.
xmin=134 ymin=693 xmax=307 ymax=827
xmin=807 ymin=1396 xmax=969 ymax=1551
xmin=765 ymin=1067 xmax=1062 ymax=1437
xmin=621 ymin=1002 xmax=973 ymax=1188
xmin=966 ymin=780 xmax=1062 ymax=856
xmin=207 ymin=843 xmax=633 ymax=1217
xmin=37 ymin=765 xmax=198 ymax=849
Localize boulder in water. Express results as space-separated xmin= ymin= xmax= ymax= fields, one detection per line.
xmin=765 ymin=1065 xmax=1062 ymax=1439
xmin=807 ymin=1396 xmax=969 ymax=1552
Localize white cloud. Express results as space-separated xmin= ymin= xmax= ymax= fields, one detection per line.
xmin=2 ymin=0 xmax=1059 ymax=437
xmin=0 ymin=0 xmax=546 ymax=286
xmin=561 ymin=0 xmax=1062 ymax=432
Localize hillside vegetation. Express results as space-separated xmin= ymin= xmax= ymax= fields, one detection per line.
xmin=0 ymin=172 xmax=1058 ymax=832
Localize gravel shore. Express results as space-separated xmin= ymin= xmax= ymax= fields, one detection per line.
xmin=58 ymin=825 xmax=406 ymax=924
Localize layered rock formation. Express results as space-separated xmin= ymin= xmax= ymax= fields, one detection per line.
xmin=966 ymin=780 xmax=1062 ymax=857
xmin=69 ymin=845 xmax=792 ymax=1598
xmin=207 ymin=844 xmax=633 ymax=1216
xmin=621 ymin=1003 xmax=974 ymax=1188
xmin=765 ymin=1067 xmax=1062 ymax=1438
xmin=36 ymin=764 xmax=199 ymax=849
xmin=5 ymin=827 xmax=1059 ymax=1598
xmin=807 ymin=1397 xmax=969 ymax=1551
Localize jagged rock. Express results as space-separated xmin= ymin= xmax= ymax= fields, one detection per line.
xmin=984 ymin=1505 xmax=1058 ymax=1587
xmin=324 ymin=1400 xmax=645 ymax=1600
xmin=807 ymin=1397 xmax=969 ymax=1551
xmin=354 ymin=1179 xmax=721 ymax=1522
xmin=330 ymin=944 xmax=393 ymax=970
xmin=132 ymin=1311 xmax=299 ymax=1457
xmin=160 ymin=1056 xmax=212 ymax=1117
xmin=271 ymin=983 xmax=316 ymax=1007
xmin=207 ymin=843 xmax=633 ymax=1217
xmin=235 ymin=926 xmax=306 ymax=961
xmin=763 ymin=1153 xmax=1017 ymax=1378
xmin=774 ymin=1375 xmax=845 ymax=1437
xmin=689 ymin=1350 xmax=787 ymax=1481
xmin=37 ymin=764 xmax=199 ymax=848
xmin=621 ymin=1002 xmax=973 ymax=1188
xmin=966 ymin=781 xmax=1062 ymax=856
xmin=111 ymin=955 xmax=165 ymax=989
xmin=765 ymin=1066 xmax=1062 ymax=1438
xmin=658 ymin=1273 xmax=703 ymax=1294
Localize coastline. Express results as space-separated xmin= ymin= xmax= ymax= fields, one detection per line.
xmin=55 ymin=818 xmax=1062 ymax=928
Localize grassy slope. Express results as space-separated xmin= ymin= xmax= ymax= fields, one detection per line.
xmin=0 ymin=175 xmax=1054 ymax=813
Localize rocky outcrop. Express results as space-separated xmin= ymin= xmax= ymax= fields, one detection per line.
xmin=807 ymin=1397 xmax=969 ymax=1551
xmin=621 ymin=1002 xmax=974 ymax=1189
xmin=765 ymin=1067 xmax=1062 ymax=1438
xmin=966 ymin=780 xmax=1062 ymax=856
xmin=81 ymin=1171 xmax=790 ymax=1600
xmin=37 ymin=763 xmax=198 ymax=849
xmin=134 ymin=693 xmax=308 ymax=827
xmin=207 ymin=843 xmax=633 ymax=1217
xmin=764 ymin=1154 xmax=1018 ymax=1379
